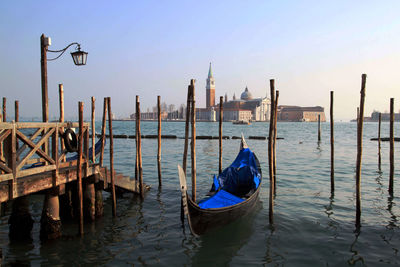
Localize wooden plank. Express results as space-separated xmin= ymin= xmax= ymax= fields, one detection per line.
xmin=0 ymin=173 xmax=13 ymax=182
xmin=0 ymin=129 xmax=11 ymax=143
xmin=0 ymin=165 xmax=100 ymax=203
xmin=0 ymin=161 xmax=12 ymax=173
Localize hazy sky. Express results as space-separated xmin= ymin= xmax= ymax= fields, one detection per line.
xmin=1 ymin=1 xmax=399 ymax=121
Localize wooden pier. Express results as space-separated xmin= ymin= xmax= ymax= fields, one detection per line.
xmin=0 ymin=118 xmax=146 ymax=240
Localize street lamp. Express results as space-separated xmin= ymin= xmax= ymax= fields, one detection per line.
xmin=40 ymin=33 xmax=88 ymax=122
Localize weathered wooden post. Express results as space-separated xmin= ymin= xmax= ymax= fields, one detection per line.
xmin=330 ymin=91 xmax=335 ymax=193
xmin=136 ymin=96 xmax=144 ymax=199
xmin=219 ymin=96 xmax=223 ymax=174
xmin=273 ymin=90 xmax=279 ymax=192
xmin=190 ymin=79 xmax=197 ymax=202
xmin=355 ymin=74 xmax=367 ymax=227
xmin=135 ymin=97 xmax=139 ymax=181
xmin=268 ymin=79 xmax=276 ymax=224
xmin=14 ymin=101 xmax=18 ymax=123
xmin=378 ymin=112 xmax=382 ymax=171
xmin=318 ymin=114 xmax=321 ymax=142
xmin=77 ymin=101 xmax=84 ymax=235
xmin=181 ymin=85 xmax=192 ymax=222
xmin=96 ymin=98 xmax=107 ymax=217
xmin=389 ymin=98 xmax=395 ymax=195
xmin=157 ymin=95 xmax=162 ymax=186
xmin=83 ymin=96 xmax=96 ymax=221
xmin=2 ymin=97 xmax=6 ymax=122
xmin=100 ymin=98 xmax=107 ymax=167
xmin=107 ymin=97 xmax=117 ymax=215
xmin=183 ymin=85 xmax=192 ymax=174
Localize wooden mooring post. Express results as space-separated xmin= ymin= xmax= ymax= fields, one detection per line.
xmin=356 ymin=74 xmax=367 ymax=228
xmin=78 ymin=102 xmax=84 ymax=235
xmin=318 ymin=114 xmax=321 ymax=142
xmin=378 ymin=112 xmax=382 ymax=170
xmin=182 ymin=85 xmax=192 ymax=174
xmin=219 ymin=96 xmax=223 ymax=174
xmin=136 ymin=96 xmax=144 ymax=199
xmin=273 ymin=90 xmax=279 ymax=193
xmin=330 ymin=91 xmax=335 ymax=193
xmin=268 ymin=79 xmax=276 ymax=224
xmin=107 ymin=97 xmax=117 ymax=215
xmin=190 ymin=79 xmax=197 ymax=202
xmin=157 ymin=95 xmax=162 ymax=186
xmin=389 ymin=98 xmax=394 ymax=195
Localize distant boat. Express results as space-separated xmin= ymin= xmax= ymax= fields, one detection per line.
xmin=178 ymin=136 xmax=262 ymax=235
xmin=232 ymin=120 xmax=251 ymax=125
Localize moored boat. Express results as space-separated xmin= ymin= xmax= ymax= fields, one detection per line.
xmin=178 ymin=136 xmax=262 ymax=235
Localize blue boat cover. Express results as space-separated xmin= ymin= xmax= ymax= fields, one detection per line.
xmin=198 ymin=189 xmax=244 ymax=209
xmin=198 ymin=148 xmax=261 ymax=209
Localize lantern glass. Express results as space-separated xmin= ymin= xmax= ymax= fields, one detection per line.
xmin=71 ymin=50 xmax=88 ymax=66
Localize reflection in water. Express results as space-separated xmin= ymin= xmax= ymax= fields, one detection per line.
xmin=191 ymin=205 xmax=258 ymax=266
xmin=316 ymin=141 xmax=322 ymax=152
xmin=348 ymin=230 xmax=364 ymax=265
xmin=387 ymin=196 xmax=398 ymax=229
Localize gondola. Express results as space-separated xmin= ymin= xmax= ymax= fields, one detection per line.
xmin=178 ymin=136 xmax=262 ymax=235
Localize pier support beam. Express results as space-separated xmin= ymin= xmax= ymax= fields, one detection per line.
xmin=84 ymin=179 xmax=96 ymax=221
xmin=95 ymin=181 xmax=104 ymax=217
xmin=8 ymin=197 xmax=34 ymax=240
xmin=40 ymin=191 xmax=62 ymax=240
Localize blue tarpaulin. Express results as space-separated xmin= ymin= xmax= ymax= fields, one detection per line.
xmin=198 ymin=148 xmax=261 ymax=209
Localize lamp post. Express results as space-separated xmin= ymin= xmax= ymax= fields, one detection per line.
xmin=40 ymin=33 xmax=88 ymax=122
xmin=39 ymin=34 xmax=87 ymax=240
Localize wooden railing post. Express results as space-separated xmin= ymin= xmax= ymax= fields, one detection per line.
xmin=330 ymin=91 xmax=335 ymax=193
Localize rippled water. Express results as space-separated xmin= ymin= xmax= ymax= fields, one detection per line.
xmin=1 ymin=121 xmax=400 ymax=266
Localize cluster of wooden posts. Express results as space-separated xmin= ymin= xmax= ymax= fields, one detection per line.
xmin=267 ymin=74 xmax=397 ymax=228
xmin=0 ymin=84 xmax=160 ymax=240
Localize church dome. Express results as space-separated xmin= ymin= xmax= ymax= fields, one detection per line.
xmin=240 ymin=86 xmax=253 ymax=100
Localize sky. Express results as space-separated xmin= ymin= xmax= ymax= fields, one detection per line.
xmin=1 ymin=1 xmax=400 ymax=121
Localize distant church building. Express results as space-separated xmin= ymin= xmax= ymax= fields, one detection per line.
xmin=196 ymin=63 xmax=272 ymax=121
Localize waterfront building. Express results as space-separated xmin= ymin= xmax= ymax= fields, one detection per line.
xmin=278 ymin=105 xmax=326 ymax=122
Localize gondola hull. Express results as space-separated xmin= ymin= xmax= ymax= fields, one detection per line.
xmin=186 ymin=186 xmax=260 ymax=235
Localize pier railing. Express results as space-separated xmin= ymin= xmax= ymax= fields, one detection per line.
xmin=0 ymin=122 xmax=90 ymax=199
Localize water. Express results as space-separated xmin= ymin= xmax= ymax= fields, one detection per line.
xmin=1 ymin=121 xmax=400 ymax=266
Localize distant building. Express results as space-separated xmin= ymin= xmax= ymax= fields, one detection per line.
xmin=196 ymin=64 xmax=271 ymax=121
xmin=278 ymin=105 xmax=326 ymax=122
xmin=369 ymin=111 xmax=400 ymax=121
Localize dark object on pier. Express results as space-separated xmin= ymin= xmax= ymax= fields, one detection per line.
xmin=63 ymin=128 xmax=78 ymax=152
xmin=196 ymin=135 xmax=213 ymax=139
xmin=370 ymin=137 xmax=400 ymax=142
xmin=232 ymin=136 xmax=241 ymax=139
xmin=179 ymin=136 xmax=262 ymax=235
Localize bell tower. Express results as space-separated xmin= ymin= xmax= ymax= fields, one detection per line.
xmin=206 ymin=63 xmax=215 ymax=109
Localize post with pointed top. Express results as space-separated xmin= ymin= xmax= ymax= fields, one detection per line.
xmin=157 ymin=95 xmax=162 ymax=186
xmin=378 ymin=112 xmax=382 ymax=170
xmin=330 ymin=91 xmax=335 ymax=193
xmin=190 ymin=79 xmax=197 ymax=202
xmin=219 ymin=96 xmax=223 ymax=174
xmin=268 ymin=79 xmax=276 ymax=224
xmin=389 ymin=98 xmax=395 ymax=195
xmin=355 ymin=74 xmax=367 ymax=228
